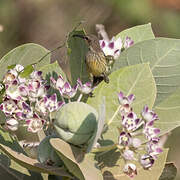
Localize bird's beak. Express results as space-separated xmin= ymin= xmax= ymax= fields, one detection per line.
xmin=73 ymin=34 xmax=88 ymax=40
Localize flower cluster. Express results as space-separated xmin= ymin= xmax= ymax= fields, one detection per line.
xmin=117 ymin=92 xmax=162 ymax=178
xmin=99 ymin=36 xmax=134 ymax=59
xmin=50 ymin=76 xmax=93 ymax=101
xmin=0 ymin=65 xmax=64 ymax=133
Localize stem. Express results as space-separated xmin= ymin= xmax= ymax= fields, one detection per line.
xmin=68 ymin=98 xmax=71 ymax=103
xmin=77 ymin=93 xmax=83 ymax=102
xmin=32 ymin=42 xmax=66 ymax=66
xmin=61 ymin=96 xmax=65 ymax=103
xmin=92 ymin=143 xmax=117 ymax=153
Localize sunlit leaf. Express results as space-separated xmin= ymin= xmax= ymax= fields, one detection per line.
xmin=99 ymin=149 xmax=168 ymax=180
xmin=116 ymin=23 xmax=155 ymax=44
xmin=154 ymin=88 xmax=180 ymax=135
xmin=19 ymin=65 xmax=34 ymax=78
xmin=87 ymin=63 xmax=156 ymax=143
xmin=50 ymin=138 xmax=103 ymax=180
xmin=113 ymin=38 xmax=180 ymax=105
xmin=0 ymin=43 xmax=51 ymax=81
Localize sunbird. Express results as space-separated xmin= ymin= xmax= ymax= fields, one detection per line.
xmin=73 ymin=34 xmax=114 ymax=86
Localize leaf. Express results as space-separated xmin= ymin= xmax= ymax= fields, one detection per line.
xmin=67 ymin=30 xmax=89 ymax=86
xmin=116 ymin=23 xmax=155 ymax=44
xmin=0 ymin=43 xmax=51 ymax=81
xmin=87 ymin=97 xmax=106 ymax=153
xmin=19 ymin=65 xmax=34 ymax=78
xmin=99 ymin=149 xmax=168 ymax=180
xmin=154 ymin=88 xmax=180 ymax=135
xmin=113 ymin=38 xmax=180 ymax=105
xmin=0 ymin=151 xmax=44 ymax=180
xmin=50 ymin=138 xmax=103 ymax=180
xmin=0 ymin=127 xmax=71 ymax=178
xmin=159 ymin=162 xmax=177 ymax=180
xmin=39 ymin=61 xmax=66 ymax=79
xmin=87 ymin=63 xmax=156 ymax=143
xmin=0 ymin=144 xmax=72 ymax=178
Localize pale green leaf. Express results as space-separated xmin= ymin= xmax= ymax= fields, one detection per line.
xmin=0 ymin=43 xmax=50 ymax=81
xmin=87 ymin=63 xmax=156 ymax=143
xmin=99 ymin=149 xmax=168 ymax=180
xmin=113 ymin=38 xmax=180 ymax=105
xmin=50 ymin=138 xmax=103 ymax=180
xmin=116 ymin=23 xmax=155 ymax=44
xmin=154 ymin=88 xmax=180 ymax=135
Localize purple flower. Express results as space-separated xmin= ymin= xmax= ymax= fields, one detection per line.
xmin=122 ymin=112 xmax=144 ymax=132
xmin=44 ymin=94 xmax=65 ymax=112
xmin=118 ymin=92 xmax=135 ymax=116
xmin=99 ymin=37 xmax=123 ymax=59
xmin=6 ymin=118 xmax=19 ymax=131
xmin=50 ymin=75 xmax=65 ymax=89
xmin=140 ymin=154 xmax=155 ymax=169
xmin=123 ymin=149 xmax=135 ymax=160
xmin=147 ymin=138 xmax=163 ymax=157
xmin=143 ymin=121 xmax=160 ymax=140
xmin=0 ymin=99 xmax=17 ymax=116
xmin=132 ymin=138 xmax=142 ymax=148
xmin=142 ymin=105 xmax=159 ymax=122
xmin=59 ymin=82 xmax=78 ymax=99
xmin=77 ymin=78 xmax=93 ymax=94
xmin=118 ymin=92 xmax=135 ymax=105
xmin=124 ymin=36 xmax=134 ymax=49
xmin=26 ymin=117 xmax=45 ymax=133
xmin=118 ymin=131 xmax=132 ymax=146
xmin=123 ymin=163 xmax=137 ymax=178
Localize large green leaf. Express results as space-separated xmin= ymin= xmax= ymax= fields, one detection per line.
xmin=112 ymin=38 xmax=180 ymax=105
xmin=98 ymin=149 xmax=168 ymax=180
xmin=154 ymin=88 xmax=180 ymax=135
xmin=87 ymin=63 xmax=156 ymax=143
xmin=67 ymin=30 xmax=89 ymax=86
xmin=50 ymin=138 xmax=103 ymax=180
xmin=116 ymin=23 xmax=155 ymax=44
xmin=0 ymin=43 xmax=50 ymax=80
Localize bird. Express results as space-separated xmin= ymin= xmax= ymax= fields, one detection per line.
xmin=73 ymin=34 xmax=114 ymax=86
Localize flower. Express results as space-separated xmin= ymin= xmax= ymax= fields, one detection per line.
xmin=44 ymin=94 xmax=64 ymax=113
xmin=59 ymin=82 xmax=78 ymax=99
xmin=142 ymin=105 xmax=159 ymax=122
xmin=122 ymin=112 xmax=144 ymax=132
xmin=77 ymin=78 xmax=93 ymax=94
xmin=99 ymin=37 xmax=123 ymax=59
xmin=118 ymin=131 xmax=132 ymax=146
xmin=123 ymin=36 xmax=134 ymax=49
xmin=118 ymin=92 xmax=135 ymax=116
xmin=6 ymin=118 xmax=19 ymax=131
xmin=123 ymin=149 xmax=135 ymax=160
xmin=143 ymin=121 xmax=160 ymax=140
xmin=0 ymin=99 xmax=18 ymax=116
xmin=50 ymin=75 xmax=65 ymax=89
xmin=140 ymin=154 xmax=155 ymax=169
xmin=132 ymin=138 xmax=142 ymax=148
xmin=147 ymin=138 xmax=163 ymax=157
xmin=26 ymin=117 xmax=45 ymax=133
xmin=123 ymin=163 xmax=137 ymax=178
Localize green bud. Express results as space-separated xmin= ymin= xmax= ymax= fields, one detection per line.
xmin=54 ymin=102 xmax=98 ymax=145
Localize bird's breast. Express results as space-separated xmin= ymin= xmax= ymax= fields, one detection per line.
xmin=86 ymin=51 xmax=107 ymax=77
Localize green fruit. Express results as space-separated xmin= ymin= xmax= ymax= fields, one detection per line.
xmin=54 ymin=102 xmax=98 ymax=145
xmin=37 ymin=135 xmax=63 ymax=166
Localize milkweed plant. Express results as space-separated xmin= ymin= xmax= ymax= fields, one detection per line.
xmin=0 ymin=23 xmax=179 ymax=180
